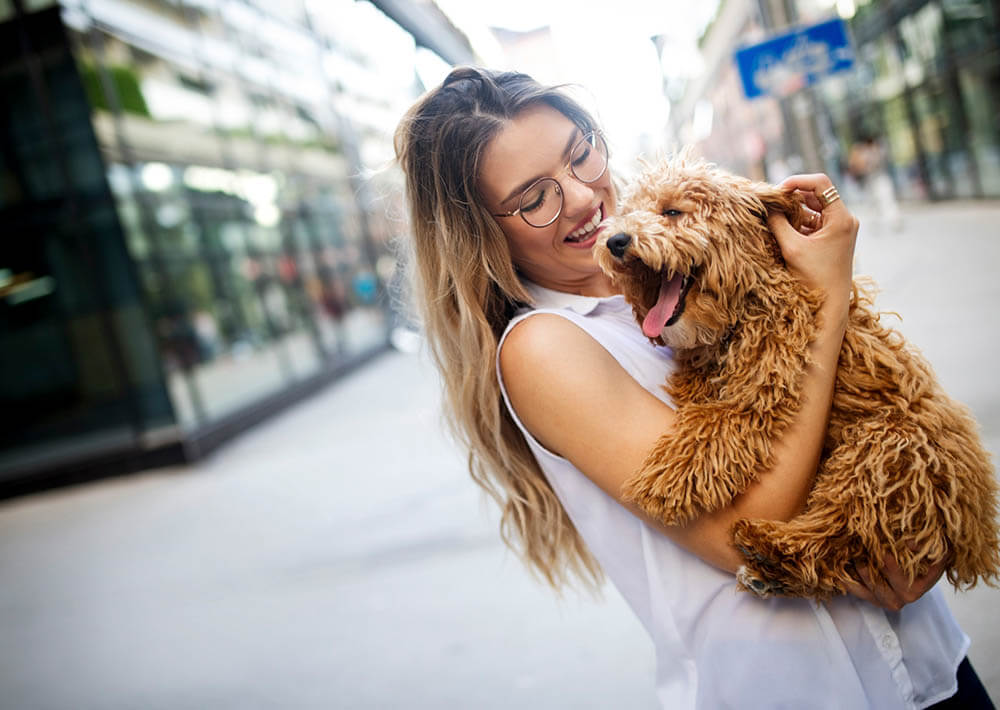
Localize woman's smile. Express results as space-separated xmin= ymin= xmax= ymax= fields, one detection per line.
xmin=563 ymin=204 xmax=606 ymax=247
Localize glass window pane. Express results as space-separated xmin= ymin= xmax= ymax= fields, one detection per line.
xmin=53 ymin=0 xmax=401 ymax=433
xmin=941 ymin=0 xmax=998 ymax=59
xmin=959 ymin=66 xmax=1000 ymax=196
xmin=1 ymin=9 xmax=174 ymax=474
xmin=882 ymin=96 xmax=925 ymax=200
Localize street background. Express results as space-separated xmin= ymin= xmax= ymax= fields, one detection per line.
xmin=3 ymin=0 xmax=1000 ymax=706
xmin=2 ymin=199 xmax=998 ymax=709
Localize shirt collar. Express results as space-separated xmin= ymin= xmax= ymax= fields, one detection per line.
xmin=521 ymin=280 xmax=622 ymax=315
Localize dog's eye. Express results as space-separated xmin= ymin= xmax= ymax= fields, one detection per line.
xmin=662 ymin=209 xmax=682 ymax=217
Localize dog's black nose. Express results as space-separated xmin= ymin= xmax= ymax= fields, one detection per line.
xmin=607 ymin=232 xmax=631 ymax=258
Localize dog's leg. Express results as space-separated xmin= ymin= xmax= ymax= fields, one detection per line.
xmin=731 ymin=511 xmax=855 ymax=599
xmin=729 ymin=413 xmax=897 ymax=599
xmin=829 ymin=299 xmax=1000 ymax=590
xmin=623 ymin=402 xmax=787 ymax=526
xmin=731 ymin=410 xmax=939 ymax=599
xmin=623 ymin=293 xmax=818 ymax=526
xmin=731 ymin=403 xmax=998 ymax=599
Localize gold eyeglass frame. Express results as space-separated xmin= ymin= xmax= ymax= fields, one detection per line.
xmin=491 ymin=130 xmax=608 ymax=228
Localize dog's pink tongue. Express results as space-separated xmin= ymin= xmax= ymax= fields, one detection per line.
xmin=642 ymin=273 xmax=683 ymax=338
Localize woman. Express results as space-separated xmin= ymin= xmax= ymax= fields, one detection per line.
xmin=394 ymin=66 xmax=991 ymax=709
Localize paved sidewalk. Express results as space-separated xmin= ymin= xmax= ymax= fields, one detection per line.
xmin=1 ymin=201 xmax=998 ymax=708
xmin=0 ymin=347 xmax=658 ymax=710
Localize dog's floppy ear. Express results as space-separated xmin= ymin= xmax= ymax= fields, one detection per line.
xmin=748 ymin=182 xmax=804 ymax=266
xmin=752 ymin=182 xmax=804 ymax=230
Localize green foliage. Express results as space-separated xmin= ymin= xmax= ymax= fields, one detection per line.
xmin=77 ymin=60 xmax=151 ymax=117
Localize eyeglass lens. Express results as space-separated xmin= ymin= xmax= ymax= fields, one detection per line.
xmin=518 ymin=133 xmax=608 ymax=227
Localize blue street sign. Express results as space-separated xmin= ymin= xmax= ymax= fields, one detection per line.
xmin=735 ymin=18 xmax=855 ymax=99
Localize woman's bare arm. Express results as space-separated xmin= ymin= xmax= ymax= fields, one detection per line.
xmin=500 ymin=301 xmax=844 ymax=573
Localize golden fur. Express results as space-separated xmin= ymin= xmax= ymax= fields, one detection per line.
xmin=596 ymin=153 xmax=1000 ymax=598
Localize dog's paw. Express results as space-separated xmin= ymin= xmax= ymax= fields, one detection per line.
xmin=737 ymin=565 xmax=782 ymax=598
xmin=735 ymin=541 xmax=776 ymax=567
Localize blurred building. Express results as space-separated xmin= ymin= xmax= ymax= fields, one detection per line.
xmin=834 ymin=0 xmax=1000 ymax=199
xmin=670 ymin=0 xmax=1000 ymax=200
xmin=0 ymin=0 xmax=475 ymax=495
xmin=668 ymin=0 xmax=783 ymax=180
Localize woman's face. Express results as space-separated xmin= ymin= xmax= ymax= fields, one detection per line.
xmin=479 ymin=104 xmax=616 ymax=296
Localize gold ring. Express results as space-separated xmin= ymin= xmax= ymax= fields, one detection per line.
xmin=819 ymin=185 xmax=841 ymax=208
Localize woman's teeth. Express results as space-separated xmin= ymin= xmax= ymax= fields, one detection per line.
xmin=566 ymin=209 xmax=602 ymax=242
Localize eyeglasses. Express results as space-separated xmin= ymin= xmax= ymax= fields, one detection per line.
xmin=491 ymin=130 xmax=609 ymax=228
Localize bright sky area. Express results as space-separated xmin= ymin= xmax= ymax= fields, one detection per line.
xmin=428 ymin=0 xmax=721 ymax=162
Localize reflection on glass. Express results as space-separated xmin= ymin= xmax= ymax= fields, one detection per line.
xmin=2 ymin=0 xmax=419 ymax=484
xmin=959 ymin=68 xmax=1000 ymax=195
xmin=2 ymin=6 xmax=174 ymax=476
xmin=22 ymin=0 xmax=401 ymax=440
xmin=882 ymin=96 xmax=923 ymax=200
xmin=898 ymin=3 xmax=944 ymax=86
xmin=840 ymin=0 xmax=1000 ymax=200
xmin=941 ymin=0 xmax=998 ymax=59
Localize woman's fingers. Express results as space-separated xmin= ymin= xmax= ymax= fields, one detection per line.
xmin=881 ymin=553 xmax=946 ymax=606
xmin=844 ymin=577 xmax=878 ymax=606
xmin=799 ymin=205 xmax=823 ymax=234
xmin=769 ymin=172 xmax=859 ymax=295
xmin=794 ymin=189 xmax=824 ymax=214
xmin=847 ymin=554 xmax=946 ymax=611
xmin=848 ymin=564 xmax=905 ymax=612
xmin=862 ymin=565 xmax=905 ymax=611
xmin=767 ymin=213 xmax=805 ymax=260
xmin=780 ymin=173 xmax=844 ymax=211
xmin=778 ymin=174 xmax=856 ymax=236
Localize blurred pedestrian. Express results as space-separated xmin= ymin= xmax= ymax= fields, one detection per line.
xmin=394 ymin=66 xmax=992 ymax=709
xmin=849 ymin=134 xmax=902 ymax=231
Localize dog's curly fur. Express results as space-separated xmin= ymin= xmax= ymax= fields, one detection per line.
xmin=596 ymin=153 xmax=1000 ymax=598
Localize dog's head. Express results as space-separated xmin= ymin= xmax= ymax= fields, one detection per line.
xmin=597 ymin=153 xmax=803 ymax=351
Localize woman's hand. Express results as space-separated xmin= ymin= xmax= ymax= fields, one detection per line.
xmin=768 ymin=174 xmax=859 ymax=301
xmin=845 ymin=555 xmax=946 ymax=612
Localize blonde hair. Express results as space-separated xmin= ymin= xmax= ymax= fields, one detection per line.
xmin=394 ymin=67 xmax=602 ymax=589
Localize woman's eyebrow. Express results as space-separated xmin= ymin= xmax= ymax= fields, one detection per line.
xmin=499 ymin=127 xmax=582 ymax=206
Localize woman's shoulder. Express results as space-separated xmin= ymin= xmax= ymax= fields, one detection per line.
xmin=498 ymin=307 xmax=676 ymax=491
xmin=500 ymin=312 xmax=620 ymax=390
xmin=499 ymin=284 xmax=626 ymax=358
xmin=501 ymin=301 xmax=675 ymax=406
xmin=499 ymin=311 xmax=660 ymax=435
xmin=502 ymin=310 xmax=594 ymax=352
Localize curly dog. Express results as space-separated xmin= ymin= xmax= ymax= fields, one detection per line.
xmin=596 ymin=153 xmax=1000 ymax=598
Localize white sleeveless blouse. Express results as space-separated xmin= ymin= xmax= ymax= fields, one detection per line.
xmin=496 ymin=281 xmax=969 ymax=710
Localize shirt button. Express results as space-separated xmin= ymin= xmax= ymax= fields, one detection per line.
xmin=881 ymin=633 xmax=898 ymax=651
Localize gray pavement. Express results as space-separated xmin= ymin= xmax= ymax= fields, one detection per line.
xmin=1 ymin=200 xmax=999 ymax=709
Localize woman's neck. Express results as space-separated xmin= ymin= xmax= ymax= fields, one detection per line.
xmin=525 ymin=272 xmax=619 ymax=298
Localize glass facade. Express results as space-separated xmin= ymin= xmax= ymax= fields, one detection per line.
xmin=1 ymin=6 xmax=173 ymax=477
xmin=1 ymin=0 xmax=422 ymax=484
xmin=831 ymin=0 xmax=1000 ymax=199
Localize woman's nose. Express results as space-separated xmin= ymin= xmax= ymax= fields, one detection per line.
xmin=560 ymin=177 xmax=596 ymax=217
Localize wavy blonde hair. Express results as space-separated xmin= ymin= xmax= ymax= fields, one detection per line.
xmin=394 ymin=66 xmax=603 ymax=589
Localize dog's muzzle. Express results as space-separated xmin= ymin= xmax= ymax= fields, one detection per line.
xmin=607 ymin=232 xmax=631 ymax=259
